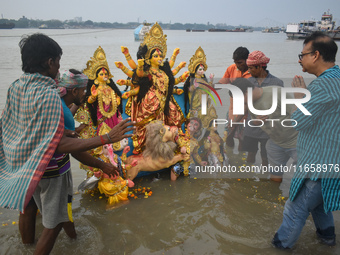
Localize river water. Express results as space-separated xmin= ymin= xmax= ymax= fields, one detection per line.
xmin=0 ymin=29 xmax=340 ymax=255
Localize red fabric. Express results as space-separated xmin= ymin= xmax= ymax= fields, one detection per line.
xmin=246 ymin=51 xmax=270 ymax=66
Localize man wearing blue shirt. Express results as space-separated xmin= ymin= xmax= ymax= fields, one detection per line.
xmin=272 ymin=32 xmax=340 ymax=249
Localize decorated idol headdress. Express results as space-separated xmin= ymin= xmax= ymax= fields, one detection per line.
xmin=188 ymin=46 xmax=208 ymax=74
xmin=83 ymin=46 xmax=113 ymax=80
xmin=141 ymin=22 xmax=167 ymax=60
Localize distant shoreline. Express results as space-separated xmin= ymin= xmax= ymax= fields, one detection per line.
xmin=0 ymin=17 xmax=268 ymax=31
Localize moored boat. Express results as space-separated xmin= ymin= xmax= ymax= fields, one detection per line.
xmin=134 ymin=21 xmax=152 ymax=41
xmin=262 ymin=27 xmax=280 ymax=33
xmin=208 ymin=27 xmax=251 ymax=32
xmin=0 ymin=22 xmax=15 ymax=29
xmin=286 ymin=11 xmax=340 ymax=40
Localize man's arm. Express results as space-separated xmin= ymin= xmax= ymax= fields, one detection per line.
xmin=71 ymin=151 xmax=118 ymax=177
xmin=55 ymin=118 xmax=135 ymax=154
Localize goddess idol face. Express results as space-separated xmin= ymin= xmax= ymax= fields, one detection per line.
xmin=196 ymin=64 xmax=205 ymax=77
xmin=150 ymin=49 xmax=164 ymax=68
xmin=97 ymin=68 xmax=109 ymax=83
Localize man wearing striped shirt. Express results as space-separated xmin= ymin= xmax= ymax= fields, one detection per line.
xmin=272 ymin=32 xmax=340 ymax=249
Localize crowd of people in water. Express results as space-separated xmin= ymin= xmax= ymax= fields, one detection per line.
xmin=0 ymin=23 xmax=339 ymax=254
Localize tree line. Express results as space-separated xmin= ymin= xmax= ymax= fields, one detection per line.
xmin=0 ymin=17 xmax=262 ymax=30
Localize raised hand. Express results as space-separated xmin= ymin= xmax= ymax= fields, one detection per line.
xmin=183 ymin=71 xmax=190 ymax=79
xmin=107 ymin=118 xmax=136 ymax=143
xmin=179 ymin=62 xmax=186 ymax=68
xmin=173 ymin=48 xmax=180 ymax=56
xmin=122 ymin=91 xmax=130 ymax=99
xmin=176 ymin=89 xmax=184 ymax=95
xmin=91 ymin=84 xmax=98 ymax=97
xmin=116 ymin=79 xmax=126 ymax=86
xmin=209 ymin=73 xmax=215 ymax=83
xmin=137 ymin=59 xmax=145 ymax=67
xmin=115 ymin=61 xmax=123 ymax=69
xmin=121 ymin=46 xmax=129 ymax=55
xmin=292 ymin=75 xmax=307 ymax=99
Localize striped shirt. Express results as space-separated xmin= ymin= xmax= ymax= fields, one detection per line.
xmin=289 ymin=65 xmax=340 ymax=212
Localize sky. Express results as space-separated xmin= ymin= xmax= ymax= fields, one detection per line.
xmin=1 ymin=0 xmax=340 ymax=27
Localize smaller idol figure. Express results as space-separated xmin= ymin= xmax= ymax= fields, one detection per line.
xmin=75 ymin=46 xmax=124 ymax=162
xmin=183 ymin=46 xmax=218 ymax=129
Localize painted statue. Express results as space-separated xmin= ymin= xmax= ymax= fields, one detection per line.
xmin=125 ymin=121 xmax=189 ymax=180
xmin=114 ymin=22 xmax=189 ymax=154
xmin=75 ymin=46 xmax=124 ymax=160
xmin=183 ymin=46 xmax=218 ymax=129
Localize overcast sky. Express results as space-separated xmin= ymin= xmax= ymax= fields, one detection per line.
xmin=1 ymin=0 xmax=340 ymax=27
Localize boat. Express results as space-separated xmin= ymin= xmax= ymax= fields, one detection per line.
xmin=208 ymin=28 xmax=250 ymax=32
xmin=186 ymin=29 xmax=205 ymax=32
xmin=286 ymin=11 xmax=340 ymax=40
xmin=262 ymin=27 xmax=280 ymax=33
xmin=39 ymin=24 xmax=48 ymax=29
xmin=134 ymin=21 xmax=152 ymax=41
xmin=39 ymin=24 xmax=64 ymax=29
xmin=0 ymin=22 xmax=15 ymax=29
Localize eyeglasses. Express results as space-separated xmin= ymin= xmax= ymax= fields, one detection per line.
xmin=298 ymin=51 xmax=315 ymax=61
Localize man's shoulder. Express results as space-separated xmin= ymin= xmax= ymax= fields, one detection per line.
xmin=265 ymin=72 xmax=284 ymax=86
xmin=226 ymin=63 xmax=237 ymax=71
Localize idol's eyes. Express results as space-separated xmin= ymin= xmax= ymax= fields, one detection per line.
xmin=152 ymin=54 xmax=163 ymax=58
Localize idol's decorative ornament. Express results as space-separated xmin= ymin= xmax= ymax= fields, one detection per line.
xmin=187 ymin=46 xmax=208 ymax=75
xmin=140 ymin=22 xmax=167 ymax=63
xmin=83 ymin=46 xmax=114 ymax=80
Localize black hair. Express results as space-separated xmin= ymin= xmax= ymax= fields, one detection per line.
xmin=229 ymin=78 xmax=254 ymax=97
xmin=85 ymin=68 xmax=122 ymax=126
xmin=134 ymin=47 xmax=175 ymax=116
xmin=19 ymin=33 xmax=62 ymax=73
xmin=69 ymin=69 xmax=82 ymax=75
xmin=304 ymin=31 xmax=338 ymax=62
xmin=183 ymin=64 xmax=208 ymax=115
xmin=233 ymin=47 xmax=249 ymax=61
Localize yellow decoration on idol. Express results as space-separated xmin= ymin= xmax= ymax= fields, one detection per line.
xmin=188 ymin=46 xmax=208 ymax=74
xmin=83 ymin=46 xmax=113 ymax=80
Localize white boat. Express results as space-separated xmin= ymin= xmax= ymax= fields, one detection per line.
xmin=286 ymin=11 xmax=340 ymax=40
xmin=134 ymin=21 xmax=152 ymax=41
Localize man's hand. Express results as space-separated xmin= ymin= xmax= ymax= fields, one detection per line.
xmin=292 ymin=75 xmax=307 ymax=99
xmin=100 ymin=162 xmax=119 ymax=179
xmin=107 ymin=118 xmax=136 ymax=143
xmin=64 ymin=129 xmax=80 ymax=138
xmin=75 ymin=124 xmax=86 ymax=134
